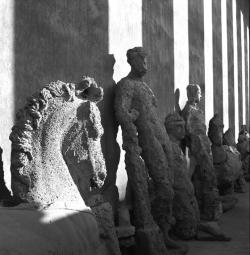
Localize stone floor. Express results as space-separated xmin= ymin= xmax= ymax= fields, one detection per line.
xmin=188 ymin=184 xmax=249 ymax=255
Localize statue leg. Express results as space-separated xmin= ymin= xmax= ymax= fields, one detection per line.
xmin=139 ymin=134 xmax=188 ymax=254
xmin=190 ymin=135 xmax=222 ymax=221
xmin=121 ymin=127 xmax=168 ymax=255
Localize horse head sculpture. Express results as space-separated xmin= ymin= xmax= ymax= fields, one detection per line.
xmin=10 ymin=76 xmax=106 ymax=209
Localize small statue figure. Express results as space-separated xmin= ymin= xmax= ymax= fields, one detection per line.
xmin=177 ymin=85 xmax=222 ymax=221
xmin=0 ymin=146 xmax=11 ymax=201
xmin=165 ymin=113 xmax=230 ymax=242
xmin=223 ymin=128 xmax=247 ymax=193
xmin=165 ymin=112 xmax=200 ymax=240
xmin=208 ymin=115 xmax=243 ymax=195
xmin=237 ymin=125 xmax=250 ymax=182
xmin=115 ymin=47 xmax=187 ymax=255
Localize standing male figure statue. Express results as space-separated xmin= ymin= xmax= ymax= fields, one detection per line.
xmin=178 ymin=84 xmax=222 ymax=221
xmin=115 ymin=47 xmax=187 ymax=255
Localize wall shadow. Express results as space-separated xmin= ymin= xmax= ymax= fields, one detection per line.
xmin=14 ymin=0 xmax=109 ymax=110
xmin=212 ymin=0 xmax=223 ymax=118
xmin=142 ymin=0 xmax=174 ymax=120
xmin=14 ymin=0 xmax=120 ymax=211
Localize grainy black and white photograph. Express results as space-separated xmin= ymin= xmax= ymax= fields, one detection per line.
xmin=0 ymin=0 xmax=249 ymax=254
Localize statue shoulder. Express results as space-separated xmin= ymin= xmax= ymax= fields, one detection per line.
xmin=117 ymin=76 xmax=133 ymax=87
xmin=116 ymin=77 xmax=135 ymax=94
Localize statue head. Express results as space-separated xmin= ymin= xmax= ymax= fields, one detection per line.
xmin=208 ymin=114 xmax=224 ymax=145
xmin=238 ymin=124 xmax=249 ymax=140
xmin=186 ymin=84 xmax=201 ymax=104
xmin=127 ymin=47 xmax=147 ymax=77
xmin=165 ymin=112 xmax=185 ymax=141
xmin=223 ymin=128 xmax=236 ymax=146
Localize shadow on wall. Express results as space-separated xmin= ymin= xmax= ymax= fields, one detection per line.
xmin=14 ymin=0 xmax=109 ymax=111
xmin=14 ymin=0 xmax=120 ymax=209
xmin=142 ymin=0 xmax=174 ymax=120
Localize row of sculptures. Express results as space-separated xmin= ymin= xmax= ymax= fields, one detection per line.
xmin=0 ymin=47 xmax=249 ymax=255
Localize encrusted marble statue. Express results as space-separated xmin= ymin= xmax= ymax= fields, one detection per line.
xmin=237 ymin=126 xmax=250 ymax=182
xmin=165 ymin=113 xmax=230 ymax=242
xmin=165 ymin=113 xmax=199 ymax=240
xmin=10 ymin=77 xmax=106 ymax=206
xmin=177 ymin=85 xmax=222 ymax=221
xmin=208 ymin=115 xmax=243 ymax=195
xmin=0 ymin=147 xmax=11 ymax=201
xmin=115 ymin=47 xmax=187 ymax=255
xmin=2 ymin=77 xmax=120 ymax=255
xmin=223 ymin=128 xmax=246 ymax=193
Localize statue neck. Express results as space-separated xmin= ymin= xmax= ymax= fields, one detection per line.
xmin=128 ymin=69 xmax=145 ymax=81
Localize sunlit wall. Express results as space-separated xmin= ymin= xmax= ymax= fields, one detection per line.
xmin=0 ymin=0 xmax=14 ymax=189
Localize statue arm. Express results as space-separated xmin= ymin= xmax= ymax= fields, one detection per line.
xmin=114 ymin=82 xmax=139 ymax=126
xmin=115 ymin=81 xmax=141 ymax=153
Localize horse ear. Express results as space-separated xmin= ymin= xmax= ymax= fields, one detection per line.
xmin=81 ymin=86 xmax=104 ymax=103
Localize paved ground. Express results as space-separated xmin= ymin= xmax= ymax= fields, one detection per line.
xmin=188 ymin=184 xmax=249 ymax=255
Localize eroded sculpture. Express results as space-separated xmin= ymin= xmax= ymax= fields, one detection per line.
xmin=208 ymin=115 xmax=244 ymax=195
xmin=237 ymin=126 xmax=250 ymax=182
xmin=165 ymin=113 xmax=230 ymax=242
xmin=10 ymin=77 xmax=106 ymax=206
xmin=165 ymin=112 xmax=200 ymax=240
xmin=177 ymin=85 xmax=222 ymax=221
xmin=223 ymin=128 xmax=246 ymax=193
xmin=3 ymin=77 xmax=120 ymax=255
xmin=115 ymin=47 xmax=187 ymax=255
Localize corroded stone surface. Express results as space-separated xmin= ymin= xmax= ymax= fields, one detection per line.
xmin=9 ymin=77 xmax=121 ymax=255
xmin=10 ymin=77 xmax=106 ymax=208
xmin=0 ymin=147 xmax=11 ymax=201
xmin=237 ymin=128 xmax=250 ymax=182
xmin=88 ymin=195 xmax=121 ymax=255
xmin=223 ymin=128 xmax=246 ymax=193
xmin=180 ymin=85 xmax=222 ymax=221
xmin=208 ymin=116 xmax=243 ymax=195
xmin=115 ymin=47 xmax=186 ymax=255
xmin=165 ymin=113 xmax=199 ymax=240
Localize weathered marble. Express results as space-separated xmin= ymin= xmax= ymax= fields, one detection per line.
xmin=180 ymin=84 xmax=222 ymax=221
xmin=0 ymin=147 xmax=11 ymax=201
xmin=9 ymin=77 xmax=120 ymax=255
xmin=115 ymin=47 xmax=187 ymax=255
xmin=223 ymin=128 xmax=247 ymax=193
xmin=165 ymin=113 xmax=199 ymax=240
xmin=164 ymin=113 xmax=230 ymax=242
xmin=10 ymin=77 xmax=105 ymax=207
xmin=237 ymin=127 xmax=250 ymax=182
xmin=88 ymin=194 xmax=121 ymax=255
xmin=208 ymin=116 xmax=242 ymax=195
